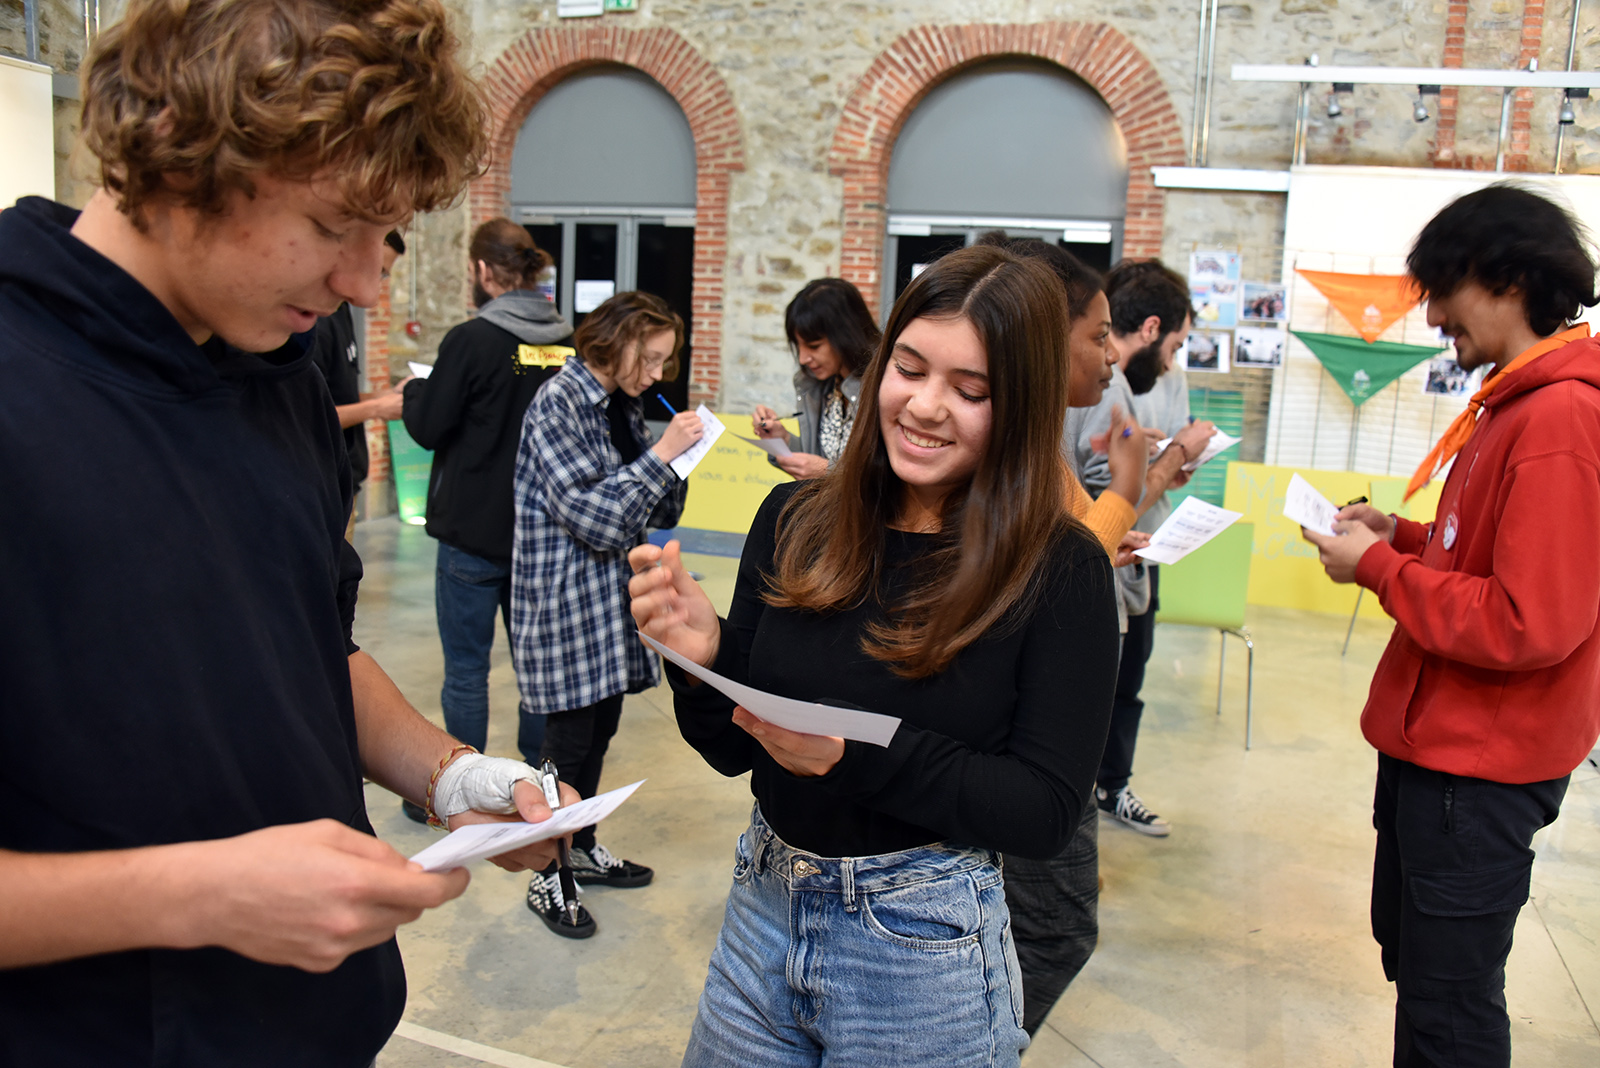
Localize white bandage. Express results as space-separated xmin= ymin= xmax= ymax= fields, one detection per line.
xmin=430 ymin=753 xmax=540 ymax=822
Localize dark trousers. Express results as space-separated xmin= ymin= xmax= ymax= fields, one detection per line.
xmin=434 ymin=542 xmax=545 ymax=762
xmin=539 ymin=693 xmax=625 ymax=852
xmin=1098 ymin=564 xmax=1158 ymax=794
xmin=1003 ymin=799 xmax=1100 ymax=1036
xmin=1371 ymin=753 xmax=1567 ymax=1068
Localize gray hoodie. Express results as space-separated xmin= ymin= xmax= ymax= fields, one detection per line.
xmin=476 ymin=289 xmax=573 ymax=345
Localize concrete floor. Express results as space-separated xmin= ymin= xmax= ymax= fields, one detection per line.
xmin=352 ymin=517 xmax=1600 ymax=1068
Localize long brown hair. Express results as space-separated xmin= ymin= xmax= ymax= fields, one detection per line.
xmin=470 ymin=217 xmax=552 ymax=291
xmin=767 ymin=245 xmax=1076 ymax=678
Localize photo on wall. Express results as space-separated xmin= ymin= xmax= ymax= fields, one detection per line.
xmin=1423 ymin=355 xmax=1478 ymax=397
xmin=1182 ymin=330 xmax=1231 ymax=374
xmin=1240 ymin=282 xmax=1288 ymax=323
xmin=1189 ymin=249 xmax=1241 ymax=330
xmin=1234 ymin=326 xmax=1285 ymax=368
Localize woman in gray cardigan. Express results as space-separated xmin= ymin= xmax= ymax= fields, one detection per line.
xmin=751 ymin=278 xmax=880 ymax=479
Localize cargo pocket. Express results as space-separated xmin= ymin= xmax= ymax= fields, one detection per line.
xmin=1409 ymin=862 xmax=1531 ymax=918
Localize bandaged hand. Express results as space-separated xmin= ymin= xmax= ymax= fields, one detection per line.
xmin=430 ymin=753 xmax=541 ymax=821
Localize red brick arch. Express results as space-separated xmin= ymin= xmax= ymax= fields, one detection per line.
xmin=471 ymin=27 xmax=745 ymax=405
xmin=829 ymin=23 xmax=1185 ymax=312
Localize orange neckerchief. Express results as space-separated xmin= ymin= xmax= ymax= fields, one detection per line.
xmin=1405 ymin=323 xmax=1591 ymax=502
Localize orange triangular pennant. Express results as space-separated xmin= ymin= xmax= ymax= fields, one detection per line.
xmin=1296 ymin=270 xmax=1423 ymax=343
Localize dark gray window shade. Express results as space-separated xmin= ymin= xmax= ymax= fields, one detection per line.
xmin=887 ymin=60 xmax=1128 ymax=222
xmin=512 ymin=66 xmax=696 ymax=210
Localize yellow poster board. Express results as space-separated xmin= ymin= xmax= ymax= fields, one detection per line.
xmin=1222 ymin=462 xmax=1444 ymax=618
xmin=675 ymin=414 xmax=796 ymax=534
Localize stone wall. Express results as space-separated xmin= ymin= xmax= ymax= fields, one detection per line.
xmin=22 ymin=1 xmax=1600 ymax=469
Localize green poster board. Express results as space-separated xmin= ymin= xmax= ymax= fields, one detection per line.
xmin=1292 ymin=331 xmax=1444 ymax=406
xmin=386 ymin=420 xmax=432 ymax=526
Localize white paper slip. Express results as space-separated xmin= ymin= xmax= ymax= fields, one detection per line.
xmin=1134 ymin=496 xmax=1243 ymax=566
xmin=408 ymin=780 xmax=644 ymax=872
xmin=641 ymin=635 xmax=901 ymax=747
xmin=407 ymin=361 xmax=434 ymax=380
xmin=731 ymin=432 xmax=793 ymax=459
xmin=1282 ymin=472 xmax=1340 ymax=537
xmin=1155 ymin=428 xmax=1242 ymax=472
xmin=669 ymin=405 xmax=727 ymax=479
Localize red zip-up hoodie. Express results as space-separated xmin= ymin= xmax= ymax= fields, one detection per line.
xmin=1355 ymin=333 xmax=1600 ymax=783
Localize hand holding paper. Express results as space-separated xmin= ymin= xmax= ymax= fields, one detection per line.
xmin=1155 ymin=428 xmax=1241 ymax=472
xmin=669 ymin=405 xmax=726 ymax=479
xmin=409 ymin=781 xmax=644 ymax=872
xmin=641 ymin=635 xmax=900 ymax=746
xmin=1283 ymin=473 xmax=1340 ymax=537
xmin=1134 ymin=496 xmax=1243 ymax=565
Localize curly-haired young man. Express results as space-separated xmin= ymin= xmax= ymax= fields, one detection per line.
xmin=0 ymin=3 xmax=572 ymax=1064
xmin=1305 ymin=183 xmax=1600 ymax=1068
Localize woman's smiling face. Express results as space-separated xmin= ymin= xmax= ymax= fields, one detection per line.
xmin=878 ymin=315 xmax=992 ymax=509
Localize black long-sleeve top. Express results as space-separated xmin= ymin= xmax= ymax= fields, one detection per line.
xmin=670 ymin=481 xmax=1119 ymax=860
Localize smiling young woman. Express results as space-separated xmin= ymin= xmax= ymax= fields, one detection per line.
xmin=628 ymin=245 xmax=1120 ymax=1065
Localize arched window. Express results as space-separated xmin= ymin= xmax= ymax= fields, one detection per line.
xmin=884 ymin=59 xmax=1129 ymax=311
xmin=512 ymin=65 xmax=697 ymax=417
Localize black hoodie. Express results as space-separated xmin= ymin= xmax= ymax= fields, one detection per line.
xmin=402 ymin=289 xmax=574 ymax=562
xmin=0 ymin=198 xmax=402 ymax=1066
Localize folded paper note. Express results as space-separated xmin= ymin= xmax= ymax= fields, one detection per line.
xmin=1282 ymin=472 xmax=1340 ymax=537
xmin=669 ymin=405 xmax=726 ymax=479
xmin=1155 ymin=428 xmax=1242 ymax=472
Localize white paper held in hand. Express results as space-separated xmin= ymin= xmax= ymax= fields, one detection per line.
xmin=1134 ymin=496 xmax=1243 ymax=565
xmin=1154 ymin=428 xmax=1241 ymax=472
xmin=731 ymin=432 xmax=793 ymax=459
xmin=1282 ymin=472 xmax=1340 ymax=537
xmin=408 ymin=780 xmax=644 ymax=872
xmin=407 ymin=361 xmax=433 ymax=380
xmin=640 ymin=634 xmax=901 ymax=746
xmin=669 ymin=405 xmax=726 ymax=479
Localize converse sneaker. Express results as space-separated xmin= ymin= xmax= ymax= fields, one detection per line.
xmin=526 ymin=869 xmax=596 ymax=939
xmin=1097 ymin=785 xmax=1171 ymax=837
xmin=570 ymin=843 xmax=654 ymax=888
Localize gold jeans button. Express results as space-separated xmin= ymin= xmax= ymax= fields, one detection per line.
xmin=793 ymin=859 xmax=819 ymax=877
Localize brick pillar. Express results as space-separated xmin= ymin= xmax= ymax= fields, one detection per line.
xmin=1508 ymin=0 xmax=1547 ymax=171
xmin=1434 ymin=0 xmax=1468 ymax=166
xmin=361 ymin=277 xmax=393 ymax=518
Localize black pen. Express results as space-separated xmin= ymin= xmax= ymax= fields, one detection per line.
xmin=538 ymin=759 xmax=581 ymax=926
xmin=1344 ymin=496 xmax=1369 ymax=507
xmin=758 ymin=409 xmax=802 ymax=431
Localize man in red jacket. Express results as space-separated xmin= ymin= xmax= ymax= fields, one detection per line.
xmin=1304 ymin=183 xmax=1600 ymax=1068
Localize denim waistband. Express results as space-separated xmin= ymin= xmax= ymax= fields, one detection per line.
xmin=745 ymin=804 xmax=999 ymax=906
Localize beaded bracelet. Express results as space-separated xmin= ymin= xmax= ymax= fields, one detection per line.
xmin=424 ymin=743 xmax=479 ymax=830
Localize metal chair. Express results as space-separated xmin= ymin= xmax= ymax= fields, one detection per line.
xmin=1156 ymin=522 xmax=1257 ymax=748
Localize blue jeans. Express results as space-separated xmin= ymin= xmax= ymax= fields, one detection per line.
xmin=682 ymin=806 xmax=1029 ymax=1067
xmin=434 ymin=542 xmax=544 ymax=762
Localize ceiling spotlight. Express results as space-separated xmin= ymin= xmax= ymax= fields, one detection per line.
xmin=1412 ymin=84 xmax=1440 ymax=124
xmin=1560 ymin=92 xmax=1576 ymax=125
xmin=1328 ymin=82 xmax=1353 ymax=119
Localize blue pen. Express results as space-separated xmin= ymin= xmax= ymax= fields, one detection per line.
xmin=656 ymin=393 xmax=678 ymax=415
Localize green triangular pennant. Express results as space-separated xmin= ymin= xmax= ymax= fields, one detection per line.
xmin=1292 ymin=331 xmax=1446 ymax=406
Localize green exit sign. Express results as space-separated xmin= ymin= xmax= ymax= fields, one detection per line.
xmin=604 ymin=0 xmax=638 ymax=10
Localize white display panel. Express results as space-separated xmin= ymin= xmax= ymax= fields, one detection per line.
xmin=1266 ymin=165 xmax=1600 ymax=476
xmin=0 ymin=55 xmax=55 ymax=211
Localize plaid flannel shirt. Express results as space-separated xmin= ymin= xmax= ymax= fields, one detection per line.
xmin=510 ymin=358 xmax=687 ymax=713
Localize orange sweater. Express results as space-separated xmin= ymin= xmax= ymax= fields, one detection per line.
xmin=1064 ymin=469 xmax=1135 ymax=557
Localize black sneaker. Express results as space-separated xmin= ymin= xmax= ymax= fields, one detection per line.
xmin=526 ymin=869 xmax=596 ymax=939
xmin=570 ymin=843 xmax=654 ymax=888
xmin=400 ymin=799 xmax=429 ymax=825
xmin=1096 ymin=785 xmax=1171 ymax=837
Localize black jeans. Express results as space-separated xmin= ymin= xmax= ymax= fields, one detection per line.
xmin=1003 ymin=799 xmax=1100 ymax=1036
xmin=539 ymin=693 xmax=625 ymax=852
xmin=1372 ymin=753 xmax=1567 ymax=1068
xmin=1098 ymin=564 xmax=1158 ymax=794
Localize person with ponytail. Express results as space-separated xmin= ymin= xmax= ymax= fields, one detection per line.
xmin=400 ymin=218 xmax=575 ymax=818
xmin=628 ymin=246 xmax=1118 ymax=1065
